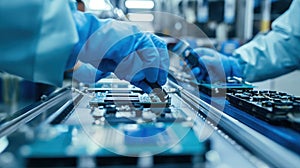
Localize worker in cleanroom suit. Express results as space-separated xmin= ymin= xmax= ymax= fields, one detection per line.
xmin=190 ymin=0 xmax=300 ymax=83
xmin=0 ymin=0 xmax=169 ymax=94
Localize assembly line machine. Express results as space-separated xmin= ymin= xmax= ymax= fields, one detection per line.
xmin=1 ymin=76 xmax=300 ymax=167
xmin=0 ymin=41 xmax=300 ymax=167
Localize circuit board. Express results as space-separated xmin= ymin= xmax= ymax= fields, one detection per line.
xmin=169 ymin=68 xmax=254 ymax=96
xmin=15 ymin=78 xmax=210 ymax=167
xmin=88 ymin=88 xmax=189 ymax=124
xmin=89 ymin=90 xmax=171 ymax=108
xmin=192 ymin=79 xmax=254 ymax=96
xmin=227 ymin=90 xmax=300 ymax=131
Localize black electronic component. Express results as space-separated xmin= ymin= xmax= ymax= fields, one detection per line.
xmin=89 ymin=90 xmax=171 ymax=108
xmin=144 ymin=81 xmax=169 ymax=102
xmin=227 ymin=90 xmax=300 ymax=131
xmin=106 ymin=105 xmax=117 ymax=114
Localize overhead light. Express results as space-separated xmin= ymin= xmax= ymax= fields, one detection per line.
xmin=88 ymin=0 xmax=112 ymax=11
xmin=125 ymin=0 xmax=155 ymax=9
xmin=127 ymin=13 xmax=154 ymax=22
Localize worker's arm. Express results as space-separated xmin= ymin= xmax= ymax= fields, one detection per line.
xmin=70 ymin=12 xmax=169 ymax=93
xmin=0 ymin=0 xmax=169 ymax=92
xmin=233 ymin=0 xmax=300 ymax=82
xmin=0 ymin=0 xmax=78 ymax=86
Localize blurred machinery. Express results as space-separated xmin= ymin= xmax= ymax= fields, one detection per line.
xmin=105 ymin=0 xmax=291 ymax=53
xmin=81 ymin=0 xmax=292 ymax=54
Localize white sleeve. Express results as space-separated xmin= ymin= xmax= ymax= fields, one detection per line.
xmin=233 ymin=0 xmax=300 ymax=82
xmin=0 ymin=0 xmax=78 ymax=86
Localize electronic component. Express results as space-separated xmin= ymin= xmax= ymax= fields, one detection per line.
xmin=88 ymin=84 xmax=189 ymax=125
xmin=89 ymin=91 xmax=170 ymax=108
xmin=227 ymin=90 xmax=300 ymax=131
xmin=143 ymin=81 xmax=169 ymax=102
xmin=169 ymin=68 xmax=254 ymax=96
xmin=192 ymin=77 xmax=254 ymax=96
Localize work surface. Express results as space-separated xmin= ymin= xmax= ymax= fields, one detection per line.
xmin=1 ymin=78 xmax=300 ymax=168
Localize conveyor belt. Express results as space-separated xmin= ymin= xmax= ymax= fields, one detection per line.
xmin=0 ymin=87 xmax=73 ymax=138
xmin=173 ymin=81 xmax=300 ymax=167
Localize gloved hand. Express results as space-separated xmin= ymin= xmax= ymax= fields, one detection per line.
xmin=68 ymin=12 xmax=169 ymax=93
xmin=72 ymin=62 xmax=111 ymax=84
xmin=189 ymin=48 xmax=243 ymax=83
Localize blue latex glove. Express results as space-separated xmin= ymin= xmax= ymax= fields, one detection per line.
xmin=190 ymin=48 xmax=243 ymax=83
xmin=73 ymin=63 xmax=111 ymax=84
xmin=69 ymin=12 xmax=169 ymax=93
